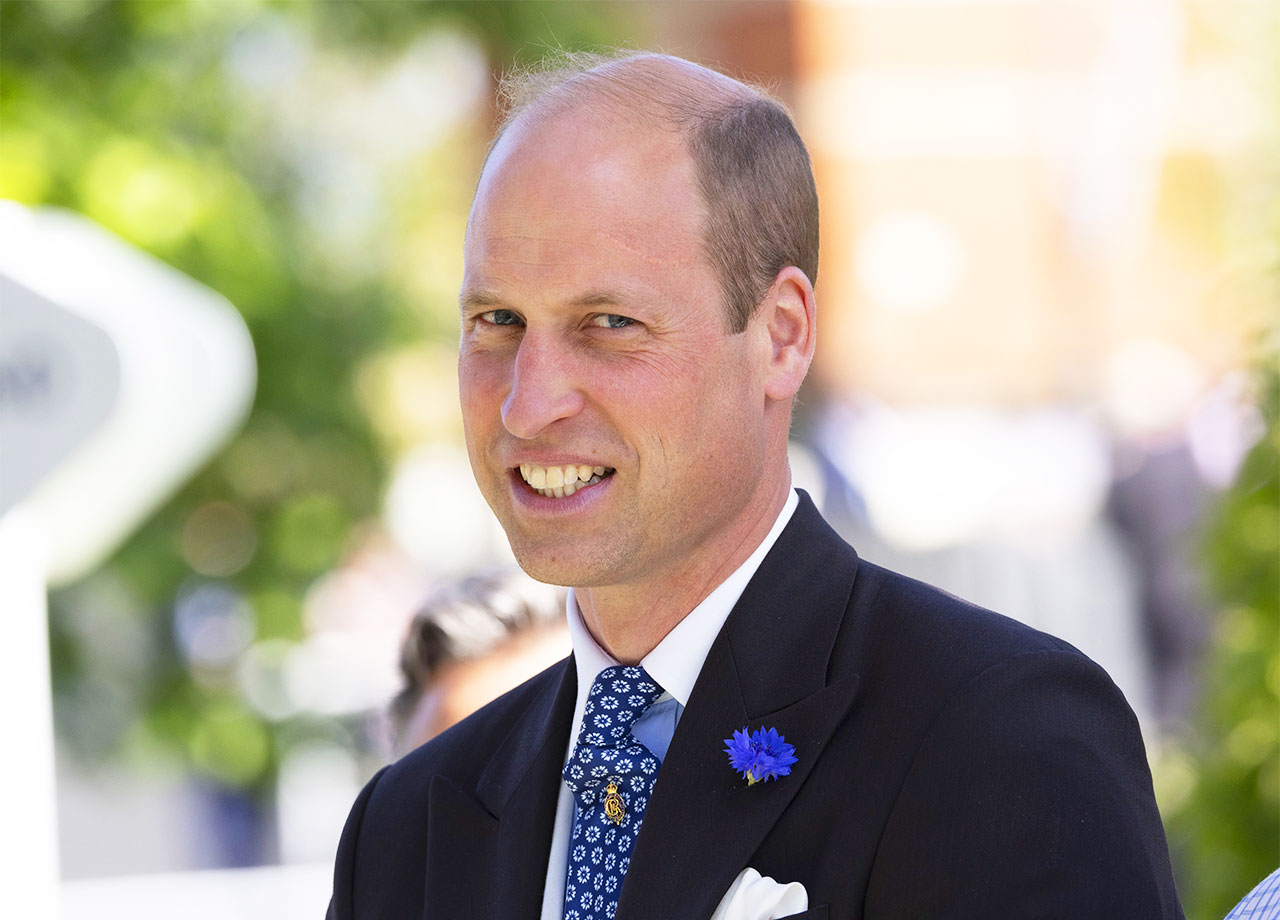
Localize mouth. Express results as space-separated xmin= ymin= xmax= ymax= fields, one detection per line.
xmin=517 ymin=463 xmax=615 ymax=499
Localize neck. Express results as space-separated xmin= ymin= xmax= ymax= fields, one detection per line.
xmin=575 ymin=476 xmax=792 ymax=664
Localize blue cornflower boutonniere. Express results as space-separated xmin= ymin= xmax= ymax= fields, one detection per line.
xmin=724 ymin=726 xmax=798 ymax=785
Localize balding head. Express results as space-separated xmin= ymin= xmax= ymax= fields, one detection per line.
xmin=482 ymin=52 xmax=819 ymax=333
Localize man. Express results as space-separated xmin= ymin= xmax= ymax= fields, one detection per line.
xmin=329 ymin=52 xmax=1185 ymax=919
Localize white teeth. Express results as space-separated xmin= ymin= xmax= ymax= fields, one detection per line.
xmin=519 ymin=463 xmax=612 ymax=498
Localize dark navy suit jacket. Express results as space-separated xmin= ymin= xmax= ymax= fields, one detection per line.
xmin=328 ymin=492 xmax=1184 ymax=919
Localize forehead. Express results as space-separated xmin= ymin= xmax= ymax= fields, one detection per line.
xmin=464 ymin=108 xmax=708 ymax=289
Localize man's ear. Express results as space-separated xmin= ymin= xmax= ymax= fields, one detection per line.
xmin=759 ymin=266 xmax=816 ymax=401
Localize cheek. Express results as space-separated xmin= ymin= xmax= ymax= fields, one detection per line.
xmin=458 ymin=354 xmax=508 ymax=422
xmin=696 ymin=350 xmax=768 ymax=455
xmin=617 ymin=356 xmax=753 ymax=460
xmin=458 ymin=360 xmax=510 ymax=479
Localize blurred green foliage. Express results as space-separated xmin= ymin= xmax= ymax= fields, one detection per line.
xmin=1161 ymin=6 xmax=1280 ymax=908
xmin=0 ymin=0 xmax=635 ymax=797
xmin=1167 ymin=360 xmax=1279 ymax=917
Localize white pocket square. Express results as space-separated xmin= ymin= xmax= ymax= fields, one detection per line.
xmin=710 ymin=867 xmax=808 ymax=920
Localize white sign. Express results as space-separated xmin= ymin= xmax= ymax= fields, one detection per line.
xmin=0 ymin=202 xmax=256 ymax=582
xmin=0 ymin=275 xmax=121 ymax=516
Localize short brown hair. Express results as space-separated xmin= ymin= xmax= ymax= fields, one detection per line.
xmin=491 ymin=52 xmax=818 ymax=333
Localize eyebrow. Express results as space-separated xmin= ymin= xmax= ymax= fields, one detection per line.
xmin=571 ymin=291 xmax=628 ymax=309
xmin=457 ymin=289 xmax=633 ymax=312
xmin=458 ymin=288 xmax=503 ymax=312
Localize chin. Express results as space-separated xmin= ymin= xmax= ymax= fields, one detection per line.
xmin=506 ymin=538 xmax=625 ymax=590
xmin=507 ymin=543 xmax=590 ymax=589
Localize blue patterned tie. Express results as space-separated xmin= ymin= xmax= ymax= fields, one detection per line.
xmin=561 ymin=665 xmax=664 ymax=920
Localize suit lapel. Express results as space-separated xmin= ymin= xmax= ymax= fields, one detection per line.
xmin=618 ymin=494 xmax=863 ymax=920
xmin=423 ymin=658 xmax=577 ymax=920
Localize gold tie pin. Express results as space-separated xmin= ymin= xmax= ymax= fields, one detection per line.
xmin=603 ymin=781 xmax=625 ymax=825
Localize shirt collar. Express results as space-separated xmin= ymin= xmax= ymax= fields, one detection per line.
xmin=565 ymin=488 xmax=800 ymax=745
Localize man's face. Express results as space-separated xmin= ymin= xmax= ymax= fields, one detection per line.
xmin=458 ymin=110 xmax=773 ymax=596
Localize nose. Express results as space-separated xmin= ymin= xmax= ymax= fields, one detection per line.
xmin=500 ymin=332 xmax=585 ymax=439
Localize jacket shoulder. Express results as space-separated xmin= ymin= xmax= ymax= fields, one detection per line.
xmin=844 ymin=556 xmax=1087 ymax=683
xmin=837 ymin=561 xmax=1180 ymax=913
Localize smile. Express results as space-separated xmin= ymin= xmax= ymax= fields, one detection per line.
xmin=518 ymin=463 xmax=614 ymax=498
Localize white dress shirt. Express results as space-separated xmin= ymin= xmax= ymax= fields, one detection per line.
xmin=539 ymin=489 xmax=800 ymax=920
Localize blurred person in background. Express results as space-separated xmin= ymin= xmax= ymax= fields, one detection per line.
xmin=329 ymin=51 xmax=1184 ymax=919
xmin=389 ymin=569 xmax=568 ymax=755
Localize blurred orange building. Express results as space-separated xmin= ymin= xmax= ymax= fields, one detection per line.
xmin=793 ymin=0 xmax=1261 ymax=410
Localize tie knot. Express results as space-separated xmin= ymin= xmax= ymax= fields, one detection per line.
xmin=563 ymin=665 xmax=664 ymax=803
xmin=578 ymin=665 xmax=663 ymax=746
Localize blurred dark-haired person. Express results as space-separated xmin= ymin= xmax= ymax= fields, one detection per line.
xmin=329 ymin=51 xmax=1184 ymax=920
xmin=390 ymin=570 xmax=568 ymax=754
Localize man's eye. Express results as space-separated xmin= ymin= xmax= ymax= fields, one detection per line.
xmin=590 ymin=314 xmax=636 ymax=329
xmin=481 ymin=309 xmax=523 ymax=326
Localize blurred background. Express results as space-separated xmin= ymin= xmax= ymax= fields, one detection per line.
xmin=0 ymin=1 xmax=1276 ymax=917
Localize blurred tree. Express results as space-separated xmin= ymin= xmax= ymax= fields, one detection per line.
xmin=1166 ymin=361 xmax=1279 ymax=917
xmin=1161 ymin=5 xmax=1280 ymax=911
xmin=0 ymin=0 xmax=634 ymax=830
